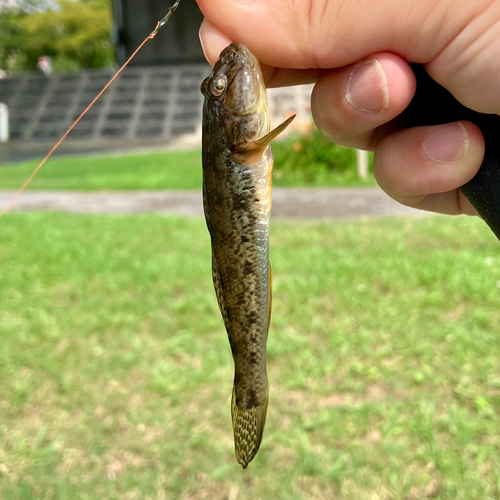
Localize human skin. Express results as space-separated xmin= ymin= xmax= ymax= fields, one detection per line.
xmin=196 ymin=0 xmax=500 ymax=216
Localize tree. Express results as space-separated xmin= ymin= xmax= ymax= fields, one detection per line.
xmin=0 ymin=0 xmax=114 ymax=72
xmin=0 ymin=9 xmax=29 ymax=72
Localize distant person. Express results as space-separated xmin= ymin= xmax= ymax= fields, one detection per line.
xmin=37 ymin=56 xmax=52 ymax=77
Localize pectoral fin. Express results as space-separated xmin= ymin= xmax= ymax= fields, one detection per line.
xmin=232 ymin=115 xmax=296 ymax=164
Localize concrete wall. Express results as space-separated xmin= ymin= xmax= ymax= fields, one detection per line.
xmin=0 ymin=66 xmax=313 ymax=159
xmin=113 ymin=0 xmax=205 ymax=66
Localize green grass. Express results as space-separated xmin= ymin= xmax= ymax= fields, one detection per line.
xmin=0 ymin=145 xmax=375 ymax=191
xmin=0 ymin=151 xmax=203 ymax=190
xmin=1 ymin=213 xmax=499 ymax=499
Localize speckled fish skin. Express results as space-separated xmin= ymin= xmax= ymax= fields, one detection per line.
xmin=200 ymin=43 xmax=293 ymax=469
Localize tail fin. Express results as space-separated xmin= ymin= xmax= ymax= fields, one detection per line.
xmin=231 ymin=387 xmax=268 ymax=469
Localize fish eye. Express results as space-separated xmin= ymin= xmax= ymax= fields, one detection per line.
xmin=210 ymin=76 xmax=227 ymax=96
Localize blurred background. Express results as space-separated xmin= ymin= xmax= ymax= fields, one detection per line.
xmin=0 ymin=0 xmax=318 ymax=166
xmin=1 ymin=1 xmax=500 ymax=499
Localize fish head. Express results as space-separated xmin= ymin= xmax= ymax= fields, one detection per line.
xmin=201 ymin=43 xmax=269 ymax=148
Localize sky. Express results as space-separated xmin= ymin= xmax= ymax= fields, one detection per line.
xmin=0 ymin=0 xmax=21 ymax=7
xmin=0 ymin=0 xmax=58 ymax=11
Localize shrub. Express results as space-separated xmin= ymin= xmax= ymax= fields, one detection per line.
xmin=272 ymin=127 xmax=373 ymax=186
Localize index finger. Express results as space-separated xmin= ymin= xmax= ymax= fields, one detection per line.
xmin=196 ymin=0 xmax=447 ymax=71
xmin=199 ymin=18 xmax=328 ymax=87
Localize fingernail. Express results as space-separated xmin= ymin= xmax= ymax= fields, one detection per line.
xmin=424 ymin=122 xmax=469 ymax=163
xmin=346 ymin=60 xmax=389 ymax=113
xmin=199 ymin=25 xmax=209 ymax=63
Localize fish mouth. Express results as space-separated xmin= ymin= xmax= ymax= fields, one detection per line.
xmin=229 ymin=44 xmax=257 ymax=68
xmin=220 ymin=43 xmax=258 ymax=70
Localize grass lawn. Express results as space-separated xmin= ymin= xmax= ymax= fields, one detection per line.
xmin=0 ymin=147 xmax=376 ymax=191
xmin=0 ymin=151 xmax=204 ymax=191
xmin=1 ymin=213 xmax=499 ymax=499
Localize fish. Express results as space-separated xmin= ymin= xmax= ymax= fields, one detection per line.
xmin=200 ymin=42 xmax=294 ymax=468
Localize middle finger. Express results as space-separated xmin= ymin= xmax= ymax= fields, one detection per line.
xmin=311 ymin=52 xmax=416 ymax=150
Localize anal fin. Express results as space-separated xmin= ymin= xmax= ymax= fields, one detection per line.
xmin=212 ymin=253 xmax=229 ymax=327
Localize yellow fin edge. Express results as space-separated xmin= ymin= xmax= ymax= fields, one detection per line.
xmin=232 ymin=114 xmax=296 ymax=164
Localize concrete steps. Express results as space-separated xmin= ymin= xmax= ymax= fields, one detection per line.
xmin=0 ymin=65 xmax=313 ymax=157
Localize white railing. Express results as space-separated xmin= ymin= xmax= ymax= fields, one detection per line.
xmin=0 ymin=103 xmax=9 ymax=164
xmin=356 ymin=149 xmax=369 ymax=179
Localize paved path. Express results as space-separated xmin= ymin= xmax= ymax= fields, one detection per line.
xmin=0 ymin=188 xmax=429 ymax=219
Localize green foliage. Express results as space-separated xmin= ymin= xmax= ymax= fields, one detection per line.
xmin=51 ymin=53 xmax=83 ymax=72
xmin=0 ymin=0 xmax=113 ymax=72
xmin=0 ymin=10 xmax=27 ymax=71
xmin=272 ymin=127 xmax=374 ymax=186
xmin=20 ymin=0 xmax=114 ymax=70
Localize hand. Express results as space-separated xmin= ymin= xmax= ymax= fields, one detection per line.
xmin=197 ymin=0 xmax=500 ymax=215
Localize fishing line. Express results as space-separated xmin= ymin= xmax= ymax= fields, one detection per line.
xmin=0 ymin=0 xmax=181 ymax=219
